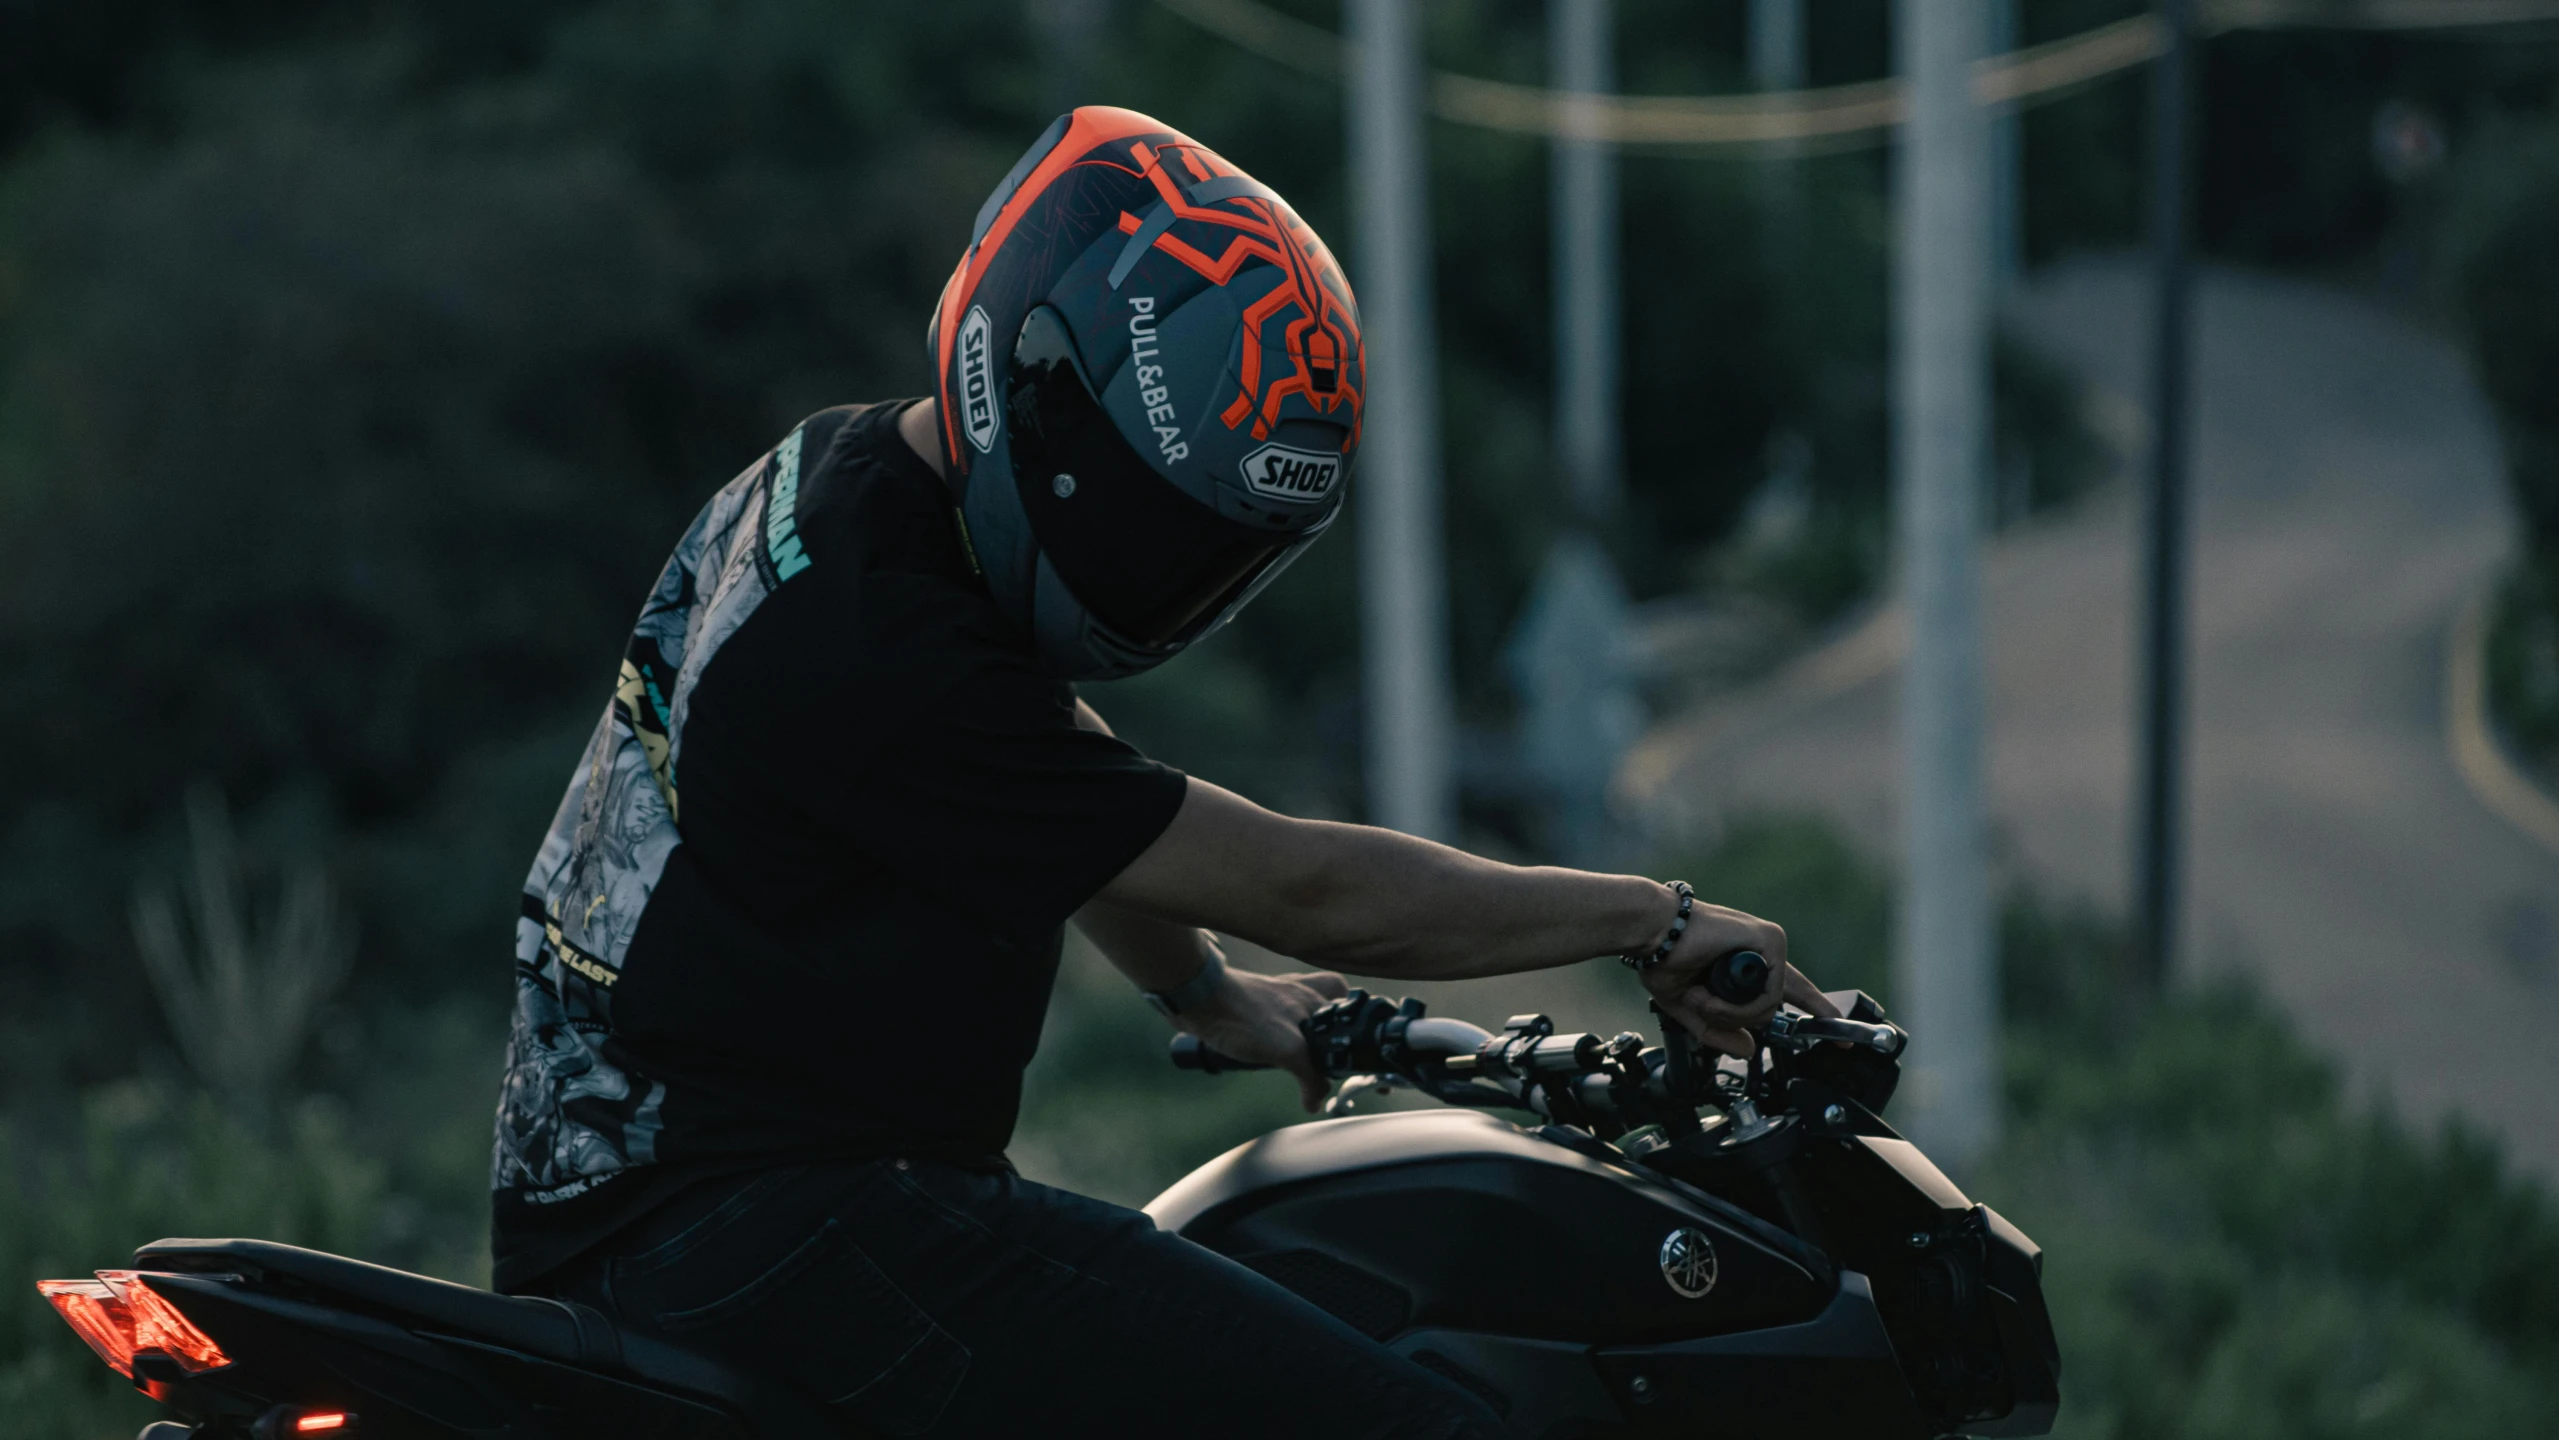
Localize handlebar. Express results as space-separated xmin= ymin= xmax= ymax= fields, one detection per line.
xmin=1703 ymin=948 xmax=1772 ymax=1004
xmin=1402 ymin=1016 xmax=1496 ymax=1056
xmin=1168 ymin=1033 xmax=1269 ymax=1073
xmin=1166 ymin=1015 xmax=1493 ymax=1075
xmin=1162 ymin=959 xmax=1907 ymax=1140
xmin=1172 ymin=949 xmax=1769 ymax=1077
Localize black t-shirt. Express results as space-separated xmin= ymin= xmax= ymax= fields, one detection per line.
xmin=488 ymin=401 xmax=1187 ymax=1291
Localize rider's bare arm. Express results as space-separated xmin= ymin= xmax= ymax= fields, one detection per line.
xmin=1108 ymin=778 xmax=1694 ymax=979
xmin=1065 ymin=699 xmax=1349 ymax=1108
xmin=1073 ymin=701 xmax=1830 ymax=1089
xmin=1070 ymin=896 xmax=1218 ymax=994
xmin=1099 ymin=777 xmax=1834 ymax=1056
xmin=1070 ymin=895 xmax=1347 ymax=1111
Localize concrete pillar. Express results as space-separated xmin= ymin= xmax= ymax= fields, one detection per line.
xmin=1349 ymin=0 xmax=1458 ymax=842
xmin=1550 ymin=0 xmax=1622 ymax=522
xmin=1748 ymin=0 xmax=1808 ymax=265
xmin=1891 ymin=0 xmax=1997 ymax=1167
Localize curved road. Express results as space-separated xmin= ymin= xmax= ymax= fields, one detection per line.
xmin=1621 ymin=257 xmax=2559 ymax=1179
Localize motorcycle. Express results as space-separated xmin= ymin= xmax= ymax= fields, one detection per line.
xmin=37 ymin=952 xmax=2058 ymax=1439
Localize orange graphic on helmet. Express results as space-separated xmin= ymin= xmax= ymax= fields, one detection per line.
xmin=1114 ymin=141 xmax=1365 ymax=448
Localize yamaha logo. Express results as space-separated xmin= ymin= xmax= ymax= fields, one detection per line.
xmin=1238 ymin=442 xmax=1342 ymax=503
xmin=958 ymin=305 xmax=997 ymax=454
xmin=1659 ymin=1228 xmax=1718 ymax=1299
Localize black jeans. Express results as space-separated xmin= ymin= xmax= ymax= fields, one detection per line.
xmin=536 ymin=1158 xmax=1506 ymax=1440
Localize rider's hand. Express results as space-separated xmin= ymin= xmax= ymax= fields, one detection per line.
xmin=1181 ymin=967 xmax=1350 ymax=1112
xmin=1637 ymin=901 xmax=1840 ymax=1058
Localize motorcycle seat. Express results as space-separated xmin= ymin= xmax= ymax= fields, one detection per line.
xmin=132 ymin=1239 xmax=800 ymax=1432
xmin=134 ymin=1238 xmax=623 ymax=1370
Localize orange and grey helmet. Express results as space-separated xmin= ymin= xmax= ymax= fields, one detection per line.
xmin=927 ymin=106 xmax=1363 ymax=680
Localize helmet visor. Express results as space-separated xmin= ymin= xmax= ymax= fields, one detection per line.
xmin=1007 ymin=308 xmax=1293 ymax=647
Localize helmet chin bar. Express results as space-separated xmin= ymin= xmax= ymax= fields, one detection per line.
xmin=1027 ymin=522 xmax=1329 ymax=682
xmin=1032 ymin=553 xmax=1173 ymax=681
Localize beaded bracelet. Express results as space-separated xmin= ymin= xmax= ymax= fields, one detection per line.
xmin=1621 ymin=881 xmax=1695 ymax=971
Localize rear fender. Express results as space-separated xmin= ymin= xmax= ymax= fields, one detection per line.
xmin=145 ymin=1274 xmax=752 ymax=1440
xmin=143 ymin=1276 xmax=510 ymax=1435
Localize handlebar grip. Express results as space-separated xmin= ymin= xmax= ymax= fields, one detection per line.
xmin=1703 ymin=949 xmax=1773 ymax=1005
xmin=1168 ymin=1033 xmax=1272 ymax=1074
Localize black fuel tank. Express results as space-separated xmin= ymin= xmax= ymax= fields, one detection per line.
xmin=1146 ymin=1111 xmax=1835 ymax=1346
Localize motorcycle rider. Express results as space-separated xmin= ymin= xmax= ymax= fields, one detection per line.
xmin=491 ymin=106 xmax=1835 ymax=1438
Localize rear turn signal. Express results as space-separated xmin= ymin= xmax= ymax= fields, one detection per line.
xmin=35 ymin=1271 xmax=232 ymax=1378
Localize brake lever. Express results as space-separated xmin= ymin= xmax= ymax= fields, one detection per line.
xmin=1766 ymin=1011 xmax=1906 ymax=1056
xmin=1322 ymin=1074 xmax=1398 ymax=1115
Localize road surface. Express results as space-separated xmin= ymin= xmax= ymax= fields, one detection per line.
xmin=1621 ymin=257 xmax=2559 ymax=1179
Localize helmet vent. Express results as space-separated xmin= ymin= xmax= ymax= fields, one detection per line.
xmin=1108 ymin=202 xmax=1176 ymax=290
xmin=1301 ymin=328 xmax=1341 ymax=396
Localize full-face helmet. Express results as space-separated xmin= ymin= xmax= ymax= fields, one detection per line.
xmin=928 ymin=107 xmax=1364 ymax=679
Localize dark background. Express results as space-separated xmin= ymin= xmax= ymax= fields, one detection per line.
xmin=5 ymin=2 xmax=2559 ymax=1434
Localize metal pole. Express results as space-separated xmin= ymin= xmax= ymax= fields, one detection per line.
xmin=1892 ymin=0 xmax=1996 ymax=1167
xmin=1989 ymin=0 xmax=2024 ymax=288
xmin=1748 ymin=0 xmax=1806 ymax=266
xmin=1748 ymin=0 xmax=1805 ymax=93
xmin=2136 ymin=0 xmax=2194 ymax=989
xmin=1550 ymin=0 xmax=1621 ymax=523
xmin=1349 ymin=0 xmax=1458 ymax=842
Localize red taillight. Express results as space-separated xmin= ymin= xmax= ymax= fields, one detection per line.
xmin=35 ymin=1270 xmax=232 ymax=1377
xmin=35 ymin=1278 xmax=129 ymax=1377
xmin=295 ymin=1414 xmax=351 ymax=1433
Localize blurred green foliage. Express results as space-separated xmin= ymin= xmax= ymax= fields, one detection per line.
xmin=0 ymin=1087 xmax=389 ymax=1439
xmin=1997 ymin=976 xmax=2559 ymax=1440
xmin=1 ymin=3 xmax=2555 ymax=1434
xmin=0 ymin=0 xmax=2115 ymax=1083
xmin=0 ymin=0 xmax=2506 ymax=1075
xmin=1666 ymin=817 xmax=2559 ymax=1440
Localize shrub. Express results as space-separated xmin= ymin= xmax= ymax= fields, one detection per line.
xmin=1671 ymin=817 xmax=2559 ymax=1438
xmin=0 ymin=1084 xmax=386 ymax=1440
